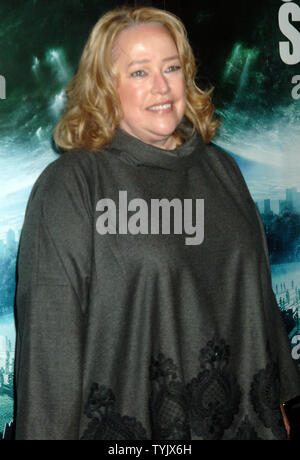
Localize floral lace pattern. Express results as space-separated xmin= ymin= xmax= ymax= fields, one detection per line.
xmin=81 ymin=383 xmax=148 ymax=440
xmin=230 ymin=416 xmax=262 ymax=440
xmin=250 ymin=360 xmax=286 ymax=439
xmin=81 ymin=338 xmax=284 ymax=440
xmin=185 ymin=338 xmax=242 ymax=439
xmin=149 ymin=353 xmax=191 ymax=440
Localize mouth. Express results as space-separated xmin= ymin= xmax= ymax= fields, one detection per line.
xmin=147 ymin=101 xmax=173 ymax=112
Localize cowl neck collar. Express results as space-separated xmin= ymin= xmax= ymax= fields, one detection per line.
xmin=109 ymin=120 xmax=205 ymax=171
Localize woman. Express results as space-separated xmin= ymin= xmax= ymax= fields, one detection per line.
xmin=14 ymin=6 xmax=300 ymax=440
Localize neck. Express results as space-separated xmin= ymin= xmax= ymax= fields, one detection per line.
xmin=150 ymin=133 xmax=184 ymax=151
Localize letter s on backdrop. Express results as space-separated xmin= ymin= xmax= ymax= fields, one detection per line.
xmin=279 ymin=2 xmax=300 ymax=65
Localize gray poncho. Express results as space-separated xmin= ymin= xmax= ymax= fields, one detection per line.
xmin=15 ymin=125 xmax=300 ymax=440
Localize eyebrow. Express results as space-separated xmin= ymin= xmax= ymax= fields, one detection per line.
xmin=128 ymin=55 xmax=180 ymax=67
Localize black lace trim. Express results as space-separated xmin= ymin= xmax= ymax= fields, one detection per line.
xmin=186 ymin=338 xmax=242 ymax=439
xmin=149 ymin=353 xmax=191 ymax=440
xmin=81 ymin=338 xmax=284 ymax=440
xmin=250 ymin=358 xmax=286 ymax=439
xmin=149 ymin=339 xmax=242 ymax=440
xmin=230 ymin=415 xmax=262 ymax=440
xmin=80 ymin=383 xmax=148 ymax=440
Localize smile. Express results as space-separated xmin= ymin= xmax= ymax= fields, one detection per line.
xmin=147 ymin=102 xmax=172 ymax=111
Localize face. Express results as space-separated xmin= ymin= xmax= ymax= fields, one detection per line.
xmin=113 ymin=23 xmax=186 ymax=150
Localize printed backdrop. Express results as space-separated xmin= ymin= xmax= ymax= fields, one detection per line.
xmin=0 ymin=0 xmax=299 ymax=437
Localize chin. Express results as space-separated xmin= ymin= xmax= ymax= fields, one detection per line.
xmin=149 ymin=131 xmax=175 ymax=143
xmin=151 ymin=121 xmax=179 ymax=137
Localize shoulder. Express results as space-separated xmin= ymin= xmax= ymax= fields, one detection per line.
xmin=204 ymin=142 xmax=241 ymax=172
xmin=35 ymin=149 xmax=97 ymax=190
xmin=203 ymin=142 xmax=251 ymax=196
xmin=26 ymin=149 xmax=100 ymax=219
xmin=31 ymin=147 xmax=105 ymax=196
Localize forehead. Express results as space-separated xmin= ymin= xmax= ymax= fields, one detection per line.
xmin=112 ymin=23 xmax=178 ymax=64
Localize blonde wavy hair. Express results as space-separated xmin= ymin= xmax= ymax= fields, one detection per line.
xmin=53 ymin=6 xmax=219 ymax=151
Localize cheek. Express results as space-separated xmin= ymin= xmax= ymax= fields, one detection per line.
xmin=170 ymin=76 xmax=186 ymax=101
xmin=175 ymin=80 xmax=186 ymax=114
xmin=178 ymin=77 xmax=186 ymax=99
xmin=118 ymin=83 xmax=145 ymax=109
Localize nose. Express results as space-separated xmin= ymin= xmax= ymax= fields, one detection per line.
xmin=151 ymin=71 xmax=170 ymax=94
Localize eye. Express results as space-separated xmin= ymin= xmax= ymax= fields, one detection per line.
xmin=166 ymin=65 xmax=181 ymax=73
xmin=131 ymin=70 xmax=146 ymax=78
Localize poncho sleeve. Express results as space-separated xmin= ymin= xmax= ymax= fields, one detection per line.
xmin=14 ymin=153 xmax=93 ymax=440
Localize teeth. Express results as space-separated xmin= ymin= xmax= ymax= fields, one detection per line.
xmin=148 ymin=103 xmax=172 ymax=111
